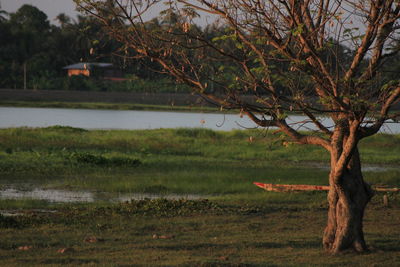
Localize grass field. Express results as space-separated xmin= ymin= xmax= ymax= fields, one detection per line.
xmin=0 ymin=127 xmax=399 ymax=266
xmin=1 ymin=199 xmax=399 ymax=266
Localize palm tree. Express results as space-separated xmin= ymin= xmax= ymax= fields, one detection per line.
xmin=55 ymin=13 xmax=71 ymax=29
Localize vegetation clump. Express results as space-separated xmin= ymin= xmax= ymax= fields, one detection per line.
xmin=116 ymin=198 xmax=222 ymax=217
xmin=70 ymin=152 xmax=141 ymax=167
xmin=0 ymin=214 xmax=20 ymax=228
xmin=44 ymin=125 xmax=88 ymax=133
xmin=175 ymin=128 xmax=221 ymax=139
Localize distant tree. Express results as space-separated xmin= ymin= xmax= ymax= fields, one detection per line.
xmin=0 ymin=3 xmax=8 ymax=22
xmin=56 ymin=13 xmax=72 ymax=29
xmin=75 ymin=0 xmax=400 ymax=254
xmin=0 ymin=9 xmax=14 ymax=88
xmin=9 ymin=4 xmax=50 ymax=33
xmin=8 ymin=4 xmax=51 ymax=89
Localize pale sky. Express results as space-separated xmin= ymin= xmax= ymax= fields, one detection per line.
xmin=1 ymin=0 xmax=213 ymax=26
xmin=0 ymin=0 xmax=198 ymax=24
xmin=0 ymin=0 xmax=170 ymax=25
xmin=1 ymin=0 xmax=79 ymax=23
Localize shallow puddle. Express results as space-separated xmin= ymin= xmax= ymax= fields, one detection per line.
xmin=0 ymin=209 xmax=57 ymax=217
xmin=0 ymin=188 xmax=95 ymax=202
xmin=0 ymin=187 xmax=207 ymax=203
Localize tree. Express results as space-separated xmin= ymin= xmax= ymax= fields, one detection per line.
xmin=56 ymin=13 xmax=72 ymax=29
xmin=0 ymin=8 xmax=14 ymax=88
xmin=8 ymin=4 xmax=51 ymax=89
xmin=75 ymin=0 xmax=400 ymax=254
xmin=0 ymin=3 xmax=8 ymax=22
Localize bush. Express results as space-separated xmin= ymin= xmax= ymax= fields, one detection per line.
xmin=70 ymin=152 xmax=141 ymax=167
xmin=64 ymin=75 xmax=99 ymax=91
xmin=0 ymin=214 xmax=20 ymax=228
xmin=175 ymin=128 xmax=220 ymax=138
xmin=44 ymin=125 xmax=88 ymax=133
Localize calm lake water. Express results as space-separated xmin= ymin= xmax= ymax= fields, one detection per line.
xmin=1 ymin=107 xmax=399 ymax=133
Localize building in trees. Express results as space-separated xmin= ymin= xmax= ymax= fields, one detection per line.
xmin=63 ymin=62 xmax=124 ymax=81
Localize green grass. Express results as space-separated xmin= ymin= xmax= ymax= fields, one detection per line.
xmin=0 ymin=199 xmax=399 ymax=266
xmin=0 ymin=127 xmax=398 ymax=197
xmin=0 ymin=127 xmax=399 ymax=265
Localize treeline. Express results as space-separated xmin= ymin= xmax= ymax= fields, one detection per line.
xmin=0 ymin=4 xmax=190 ymax=92
xmin=0 ymin=4 xmax=398 ymax=93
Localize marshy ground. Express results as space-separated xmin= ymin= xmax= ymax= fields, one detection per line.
xmin=0 ymin=127 xmax=399 ymax=266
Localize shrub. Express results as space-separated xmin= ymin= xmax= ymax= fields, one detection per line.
xmin=0 ymin=214 xmax=20 ymax=228
xmin=70 ymin=152 xmax=141 ymax=167
xmin=175 ymin=128 xmax=220 ymax=138
xmin=44 ymin=125 xmax=88 ymax=133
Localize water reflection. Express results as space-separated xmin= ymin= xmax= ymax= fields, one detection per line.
xmin=0 ymin=187 xmax=207 ymax=203
xmin=0 ymin=188 xmax=94 ymax=202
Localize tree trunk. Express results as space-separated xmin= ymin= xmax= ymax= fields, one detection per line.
xmin=323 ymin=150 xmax=374 ymax=254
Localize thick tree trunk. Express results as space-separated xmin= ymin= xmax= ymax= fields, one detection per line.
xmin=323 ymin=150 xmax=374 ymax=254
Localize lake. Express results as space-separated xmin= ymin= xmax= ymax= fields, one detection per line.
xmin=0 ymin=107 xmax=399 ymax=133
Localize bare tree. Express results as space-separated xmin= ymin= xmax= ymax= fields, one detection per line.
xmin=74 ymin=0 xmax=400 ymax=254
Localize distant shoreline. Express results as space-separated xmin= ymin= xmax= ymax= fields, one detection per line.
xmin=0 ymin=100 xmax=220 ymax=113
xmin=0 ymin=89 xmax=208 ymax=105
xmin=0 ymin=88 xmax=222 ymax=112
xmin=1 ymin=88 xmax=399 ymax=112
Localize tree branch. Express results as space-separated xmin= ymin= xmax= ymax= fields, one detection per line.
xmin=360 ymin=86 xmax=400 ymax=138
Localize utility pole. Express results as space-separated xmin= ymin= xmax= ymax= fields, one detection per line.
xmin=23 ymin=62 xmax=27 ymax=90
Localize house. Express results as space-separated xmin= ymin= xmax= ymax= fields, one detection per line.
xmin=63 ymin=62 xmax=125 ymax=80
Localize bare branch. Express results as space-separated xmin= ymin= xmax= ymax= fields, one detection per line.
xmin=360 ymin=86 xmax=400 ymax=138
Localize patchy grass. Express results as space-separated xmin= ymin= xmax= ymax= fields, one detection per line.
xmin=0 ymin=199 xmax=399 ymax=266
xmin=0 ymin=127 xmax=399 ymax=265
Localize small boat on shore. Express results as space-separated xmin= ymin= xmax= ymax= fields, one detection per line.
xmin=253 ymin=182 xmax=399 ymax=192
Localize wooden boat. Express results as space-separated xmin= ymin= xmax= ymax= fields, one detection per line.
xmin=253 ymin=182 xmax=399 ymax=192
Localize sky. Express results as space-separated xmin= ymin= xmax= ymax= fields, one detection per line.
xmin=1 ymin=0 xmax=213 ymax=26
xmin=0 ymin=0 xmax=168 ymax=25
xmin=1 ymin=0 xmax=79 ymax=23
